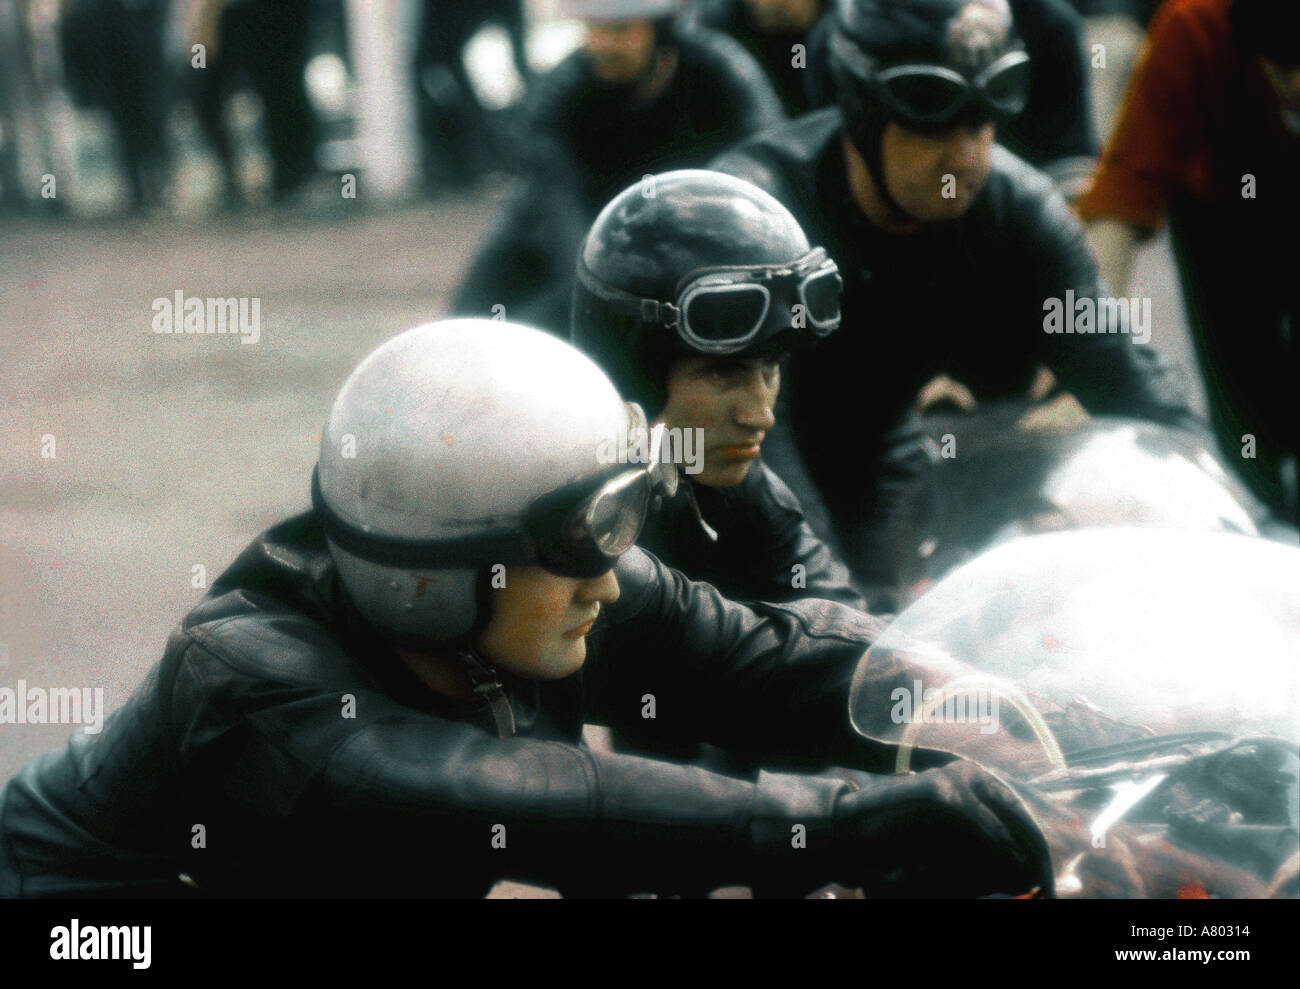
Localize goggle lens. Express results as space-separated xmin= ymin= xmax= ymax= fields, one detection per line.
xmin=799 ymin=269 xmax=843 ymax=329
xmin=983 ymin=59 xmax=1030 ymax=115
xmin=586 ymin=474 xmax=650 ymax=555
xmin=876 ymin=54 xmax=1030 ymax=127
xmin=552 ymin=410 xmax=677 ymax=574
xmin=881 ymin=73 xmax=968 ymax=122
xmin=682 ymin=283 xmax=769 ymax=345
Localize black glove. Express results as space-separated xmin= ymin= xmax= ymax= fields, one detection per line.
xmin=752 ymin=761 xmax=1054 ymax=898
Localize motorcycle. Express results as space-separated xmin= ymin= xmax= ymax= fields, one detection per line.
xmin=849 ymin=526 xmax=1300 ymax=898
xmin=890 ymin=405 xmax=1298 ymax=607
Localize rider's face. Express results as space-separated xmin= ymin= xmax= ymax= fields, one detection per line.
xmin=658 ymin=355 xmax=780 ymax=488
xmin=476 ymin=566 xmax=620 ymax=680
xmin=584 ymin=20 xmax=658 ymax=83
xmin=879 ymin=119 xmax=995 ymax=221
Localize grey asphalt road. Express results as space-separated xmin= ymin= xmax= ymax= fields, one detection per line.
xmin=0 ymin=193 xmax=505 ymax=778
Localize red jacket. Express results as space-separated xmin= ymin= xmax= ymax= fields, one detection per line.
xmin=1077 ymin=0 xmax=1298 ymax=232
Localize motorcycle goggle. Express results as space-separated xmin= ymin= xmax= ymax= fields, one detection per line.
xmin=578 ymin=247 xmax=843 ymax=356
xmin=833 ymin=32 xmax=1030 ymax=131
xmin=527 ymin=405 xmax=680 ymax=576
xmin=310 ymin=404 xmax=679 ymax=581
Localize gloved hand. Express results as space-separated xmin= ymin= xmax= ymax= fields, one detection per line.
xmin=751 ymin=760 xmax=1053 ymax=898
xmin=832 ymin=760 xmax=1054 ymax=897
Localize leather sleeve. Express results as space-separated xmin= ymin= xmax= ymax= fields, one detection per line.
xmin=758 ymin=387 xmax=924 ymax=613
xmin=710 ymin=110 xmax=843 ymax=250
xmin=167 ymin=623 xmax=855 ymax=896
xmin=490 ymin=52 xmax=593 ymax=212
xmin=586 ymin=547 xmax=887 ymax=767
xmin=682 ymin=0 xmax=734 ymax=32
xmin=1018 ymin=172 xmax=1201 ymax=429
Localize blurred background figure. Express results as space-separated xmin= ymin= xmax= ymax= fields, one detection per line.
xmin=0 ymin=0 xmax=56 ymax=214
xmin=685 ymin=0 xmax=828 ymax=115
xmin=1078 ymin=0 xmax=1299 ymax=524
xmin=991 ymin=0 xmax=1100 ymax=197
xmin=186 ymin=0 xmax=320 ymax=206
xmin=413 ymin=0 xmax=531 ymax=189
xmin=57 ymin=0 xmax=175 ymax=213
xmin=448 ymin=0 xmax=785 ymax=335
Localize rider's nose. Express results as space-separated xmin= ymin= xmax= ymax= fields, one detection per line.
xmin=579 ymin=568 xmax=620 ymax=606
xmin=734 ymin=369 xmax=777 ymax=431
xmin=946 ymin=123 xmax=994 ymax=169
xmin=735 ymin=389 xmax=776 ymax=431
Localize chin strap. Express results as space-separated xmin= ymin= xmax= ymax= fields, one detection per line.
xmin=865 ymin=129 xmax=922 ymax=228
xmin=457 ymin=649 xmax=516 ymax=739
xmin=682 ymin=483 xmax=719 ymax=542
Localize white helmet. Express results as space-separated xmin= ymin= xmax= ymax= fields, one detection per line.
xmin=312 ymin=319 xmax=677 ymax=647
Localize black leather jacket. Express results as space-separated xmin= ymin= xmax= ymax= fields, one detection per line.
xmin=711 ymin=109 xmax=1197 ymax=585
xmin=638 ymin=461 xmax=866 ymax=610
xmin=0 ymin=513 xmax=889 ymax=898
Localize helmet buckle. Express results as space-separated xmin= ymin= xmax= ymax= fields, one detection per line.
xmin=640 ymin=298 xmax=680 ymax=328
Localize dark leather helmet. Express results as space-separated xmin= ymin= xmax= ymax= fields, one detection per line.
xmin=571 ymin=169 xmax=842 ymax=413
xmin=829 ymin=0 xmax=1025 ymax=218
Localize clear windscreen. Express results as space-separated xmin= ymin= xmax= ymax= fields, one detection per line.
xmin=850 ymin=529 xmax=1300 ymax=776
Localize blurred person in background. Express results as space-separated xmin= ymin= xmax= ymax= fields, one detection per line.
xmin=0 ymin=0 xmax=55 ymax=214
xmin=187 ymin=0 xmax=318 ymax=206
xmin=449 ymin=0 xmax=785 ymax=336
xmin=58 ymin=0 xmax=174 ymax=212
xmin=1078 ymin=0 xmax=1300 ymax=524
xmin=413 ymin=0 xmax=531 ymax=190
xmin=685 ymin=0 xmax=830 ymax=115
xmin=1065 ymin=1 xmax=1161 ymax=142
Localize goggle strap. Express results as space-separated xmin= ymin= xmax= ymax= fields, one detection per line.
xmin=458 ymin=649 xmax=516 ymax=739
xmin=684 ymin=483 xmax=719 ymax=543
xmin=576 ymin=261 xmax=682 ymax=328
xmin=641 ymin=298 xmax=681 ymax=327
xmin=673 ymin=247 xmax=834 ymax=294
xmin=311 ymin=465 xmax=534 ymax=570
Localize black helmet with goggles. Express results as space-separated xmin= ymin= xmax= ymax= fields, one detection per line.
xmin=577 ymin=246 xmax=841 ymax=356
xmin=828 ymin=0 xmax=1027 ymax=219
xmin=571 ymin=169 xmax=844 ymax=413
